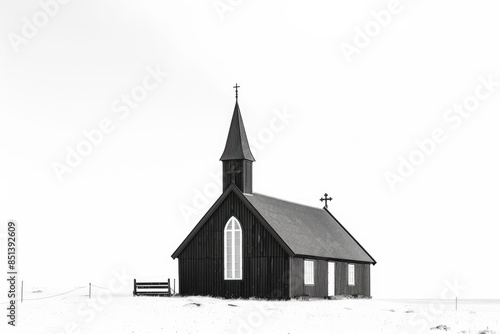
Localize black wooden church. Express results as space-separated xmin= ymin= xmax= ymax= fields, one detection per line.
xmin=171 ymin=87 xmax=376 ymax=299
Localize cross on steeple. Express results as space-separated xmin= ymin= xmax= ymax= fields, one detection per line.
xmin=226 ymin=164 xmax=241 ymax=184
xmin=233 ymin=83 xmax=240 ymax=100
xmin=320 ymin=193 xmax=333 ymax=209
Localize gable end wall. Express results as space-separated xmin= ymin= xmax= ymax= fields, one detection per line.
xmin=178 ymin=191 xmax=290 ymax=299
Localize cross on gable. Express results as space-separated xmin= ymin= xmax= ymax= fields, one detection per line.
xmin=320 ymin=193 xmax=332 ymax=209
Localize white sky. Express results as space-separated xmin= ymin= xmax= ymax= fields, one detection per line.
xmin=1 ymin=0 xmax=499 ymax=299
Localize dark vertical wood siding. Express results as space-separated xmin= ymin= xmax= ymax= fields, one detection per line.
xmin=289 ymin=257 xmax=304 ymax=297
xmin=304 ymin=259 xmax=328 ymax=297
xmin=243 ymin=160 xmax=252 ymax=194
xmin=289 ymin=258 xmax=371 ymax=298
xmin=335 ymin=262 xmax=371 ymax=297
xmin=222 ymin=160 xmax=253 ymax=194
xmin=178 ymin=191 xmax=289 ymax=299
xmin=289 ymin=258 xmax=327 ymax=298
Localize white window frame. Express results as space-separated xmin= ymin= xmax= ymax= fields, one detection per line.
xmin=224 ymin=216 xmax=243 ymax=280
xmin=348 ymin=264 xmax=355 ymax=286
xmin=304 ymin=260 xmax=315 ymax=285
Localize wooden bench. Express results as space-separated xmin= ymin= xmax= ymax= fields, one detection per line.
xmin=133 ymin=279 xmax=172 ymax=297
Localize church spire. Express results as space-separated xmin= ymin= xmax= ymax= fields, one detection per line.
xmin=220 ymin=85 xmax=255 ymax=193
xmin=220 ymin=87 xmax=255 ymax=162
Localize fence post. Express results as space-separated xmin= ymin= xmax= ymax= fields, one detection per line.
xmin=174 ymin=279 xmax=176 ymax=296
xmin=133 ymin=279 xmax=137 ymax=296
xmin=168 ymin=278 xmax=171 ymax=296
xmin=89 ymin=283 xmax=91 ymax=299
xmin=455 ymin=297 xmax=457 ymax=311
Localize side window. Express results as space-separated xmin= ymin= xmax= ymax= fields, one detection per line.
xmin=348 ymin=264 xmax=355 ymax=286
xmin=304 ymin=260 xmax=315 ymax=285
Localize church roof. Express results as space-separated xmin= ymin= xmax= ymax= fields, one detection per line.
xmin=244 ymin=193 xmax=376 ymax=264
xmin=220 ymin=102 xmax=255 ymax=162
xmin=171 ymin=185 xmax=375 ymax=264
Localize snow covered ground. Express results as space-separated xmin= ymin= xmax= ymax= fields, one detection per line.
xmin=2 ymin=287 xmax=499 ymax=334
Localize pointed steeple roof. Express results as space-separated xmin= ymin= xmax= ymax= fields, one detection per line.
xmin=220 ymin=101 xmax=255 ymax=161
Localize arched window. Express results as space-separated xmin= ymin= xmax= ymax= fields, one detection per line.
xmin=224 ymin=216 xmax=242 ymax=280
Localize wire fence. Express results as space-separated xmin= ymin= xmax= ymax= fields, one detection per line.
xmin=1 ymin=280 xmax=176 ymax=305
xmin=0 ymin=286 xmax=87 ymax=304
xmin=91 ymin=284 xmax=110 ymax=290
xmin=0 ymin=282 xmax=129 ymax=305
